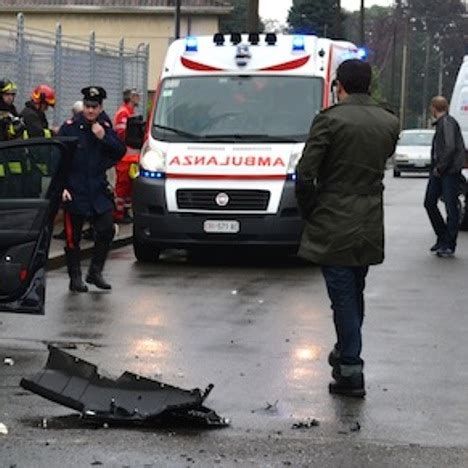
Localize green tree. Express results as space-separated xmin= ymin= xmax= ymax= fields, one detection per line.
xmin=287 ymin=0 xmax=345 ymax=37
xmin=219 ymin=0 xmax=265 ymax=33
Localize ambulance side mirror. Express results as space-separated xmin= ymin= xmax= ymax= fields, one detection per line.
xmin=126 ymin=115 xmax=145 ymax=149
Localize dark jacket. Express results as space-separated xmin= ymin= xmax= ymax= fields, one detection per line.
xmin=295 ymin=94 xmax=400 ymax=267
xmin=0 ymin=99 xmax=19 ymax=117
xmin=20 ymin=101 xmax=50 ymax=137
xmin=431 ymin=114 xmax=465 ymax=175
xmin=58 ymin=113 xmax=126 ymax=217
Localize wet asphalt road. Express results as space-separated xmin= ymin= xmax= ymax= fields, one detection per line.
xmin=1 ymin=170 xmax=468 ymax=467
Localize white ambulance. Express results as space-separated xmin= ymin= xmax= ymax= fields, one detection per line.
xmin=450 ymin=55 xmax=468 ymax=146
xmin=132 ymin=33 xmax=363 ymax=261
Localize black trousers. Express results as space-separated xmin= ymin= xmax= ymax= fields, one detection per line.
xmin=423 ymin=173 xmax=460 ymax=250
xmin=64 ymin=209 xmax=114 ymax=250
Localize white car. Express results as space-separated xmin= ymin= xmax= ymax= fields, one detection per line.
xmin=393 ymin=129 xmax=435 ymax=177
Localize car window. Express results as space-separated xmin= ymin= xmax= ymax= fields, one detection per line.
xmin=398 ymin=132 xmax=434 ymax=146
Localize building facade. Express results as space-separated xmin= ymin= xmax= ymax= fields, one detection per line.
xmin=0 ymin=0 xmax=232 ymax=87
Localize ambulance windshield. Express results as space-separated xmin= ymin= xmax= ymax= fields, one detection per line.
xmin=153 ymin=76 xmax=323 ymax=143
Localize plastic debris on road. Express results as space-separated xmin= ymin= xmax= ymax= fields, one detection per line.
xmin=291 ymin=418 xmax=320 ymax=429
xmin=0 ymin=423 xmax=8 ymax=435
xmin=3 ymin=357 xmax=14 ymax=366
xmin=20 ymin=345 xmax=230 ymax=428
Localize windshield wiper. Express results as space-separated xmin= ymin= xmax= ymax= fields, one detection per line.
xmin=201 ymin=134 xmax=301 ymax=143
xmin=153 ymin=124 xmax=201 ymax=140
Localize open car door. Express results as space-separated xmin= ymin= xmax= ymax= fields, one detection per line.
xmin=0 ymin=137 xmax=74 ymax=314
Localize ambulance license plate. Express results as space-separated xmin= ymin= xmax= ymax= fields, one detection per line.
xmin=203 ymin=220 xmax=240 ymax=234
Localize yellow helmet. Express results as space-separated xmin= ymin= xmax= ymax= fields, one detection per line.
xmin=0 ymin=79 xmax=17 ymax=94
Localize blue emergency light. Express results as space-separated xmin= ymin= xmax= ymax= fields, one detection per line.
xmin=141 ymin=170 xmax=165 ymax=180
xmin=357 ymin=47 xmax=368 ymax=60
xmin=292 ymin=35 xmax=305 ymax=52
xmin=185 ymin=36 xmax=198 ymax=52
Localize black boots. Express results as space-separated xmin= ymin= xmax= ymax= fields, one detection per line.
xmin=328 ymin=346 xmax=366 ymax=398
xmin=329 ymin=365 xmax=366 ymax=398
xmin=85 ymin=240 xmax=112 ymax=290
xmin=65 ymin=248 xmax=88 ymax=293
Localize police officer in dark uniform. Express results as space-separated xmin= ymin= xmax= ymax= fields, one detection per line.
xmin=59 ymin=86 xmax=126 ymax=292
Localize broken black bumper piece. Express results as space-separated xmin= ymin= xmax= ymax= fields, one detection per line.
xmin=20 ymin=345 xmax=229 ymax=427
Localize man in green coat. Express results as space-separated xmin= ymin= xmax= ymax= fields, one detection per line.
xmin=295 ymin=60 xmax=399 ymax=397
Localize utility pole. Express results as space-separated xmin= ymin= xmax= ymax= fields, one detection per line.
xmin=421 ymin=30 xmax=431 ymax=126
xmin=438 ymin=51 xmax=444 ymax=95
xmin=360 ymin=0 xmax=365 ymax=45
xmin=175 ymin=0 xmax=181 ymax=39
xmin=247 ymin=0 xmax=260 ymax=32
xmin=335 ymin=0 xmax=342 ymax=38
xmin=390 ymin=0 xmax=402 ymax=109
xmin=399 ymin=13 xmax=409 ymax=131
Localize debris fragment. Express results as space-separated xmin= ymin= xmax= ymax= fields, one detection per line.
xmin=0 ymin=423 xmax=8 ymax=435
xmin=258 ymin=300 xmax=264 ymax=304
xmin=264 ymin=400 xmax=279 ymax=412
xmin=21 ymin=345 xmax=229 ymax=428
xmin=3 ymin=357 xmax=14 ymax=366
xmin=41 ymin=418 xmax=48 ymax=429
xmin=231 ymin=290 xmax=238 ymax=295
xmin=350 ymin=421 xmax=361 ymax=432
xmin=291 ymin=418 xmax=320 ymax=429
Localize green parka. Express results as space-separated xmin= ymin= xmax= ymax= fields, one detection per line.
xmin=295 ymin=94 xmax=399 ymax=266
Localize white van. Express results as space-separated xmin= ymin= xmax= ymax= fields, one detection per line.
xmin=450 ymin=55 xmax=468 ymax=145
xmin=131 ymin=33 xmax=363 ymax=261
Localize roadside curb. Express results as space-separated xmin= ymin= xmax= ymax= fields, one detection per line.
xmin=47 ymin=236 xmax=133 ymax=270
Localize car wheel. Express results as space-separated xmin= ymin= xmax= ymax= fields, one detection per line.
xmin=133 ymin=233 xmax=161 ymax=263
xmin=393 ymin=168 xmax=401 ymax=177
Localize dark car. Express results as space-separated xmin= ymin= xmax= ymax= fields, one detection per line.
xmin=0 ymin=137 xmax=73 ymax=314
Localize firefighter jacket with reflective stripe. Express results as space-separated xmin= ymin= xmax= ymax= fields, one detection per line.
xmin=20 ymin=101 xmax=50 ymax=138
xmin=58 ymin=114 xmax=126 ymax=216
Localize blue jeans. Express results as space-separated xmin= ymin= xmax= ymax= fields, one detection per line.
xmin=321 ymin=266 xmax=369 ymax=366
xmin=424 ymin=173 xmax=460 ymax=250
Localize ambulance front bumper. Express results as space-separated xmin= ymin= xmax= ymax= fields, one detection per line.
xmin=133 ymin=178 xmax=303 ymax=248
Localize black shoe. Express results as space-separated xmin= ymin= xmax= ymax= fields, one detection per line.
xmin=69 ymin=275 xmax=88 ymax=293
xmin=328 ymin=347 xmax=340 ymax=368
xmin=329 ymin=370 xmax=366 ymax=398
xmin=430 ymin=242 xmax=441 ymax=252
xmin=86 ymin=270 xmax=112 ymax=290
xmin=436 ymin=246 xmax=455 ymax=258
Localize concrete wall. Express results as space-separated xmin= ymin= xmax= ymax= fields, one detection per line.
xmin=0 ymin=12 xmax=221 ymax=87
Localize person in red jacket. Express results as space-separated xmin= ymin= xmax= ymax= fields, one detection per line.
xmin=113 ymin=88 xmax=141 ymax=223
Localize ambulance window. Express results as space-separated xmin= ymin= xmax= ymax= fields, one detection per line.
xmin=153 ymin=76 xmax=323 ymax=142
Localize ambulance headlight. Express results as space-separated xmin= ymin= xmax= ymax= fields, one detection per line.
xmin=288 ymin=150 xmax=304 ymax=174
xmin=140 ymin=146 xmax=166 ymax=172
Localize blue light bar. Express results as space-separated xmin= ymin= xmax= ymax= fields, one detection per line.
xmin=141 ymin=170 xmax=166 ymax=180
xmin=292 ymin=35 xmax=305 ymax=52
xmin=185 ymin=36 xmax=198 ymax=52
xmin=287 ymin=172 xmax=297 ymax=182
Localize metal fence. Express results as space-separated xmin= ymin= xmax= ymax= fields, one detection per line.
xmin=0 ymin=13 xmax=149 ymax=126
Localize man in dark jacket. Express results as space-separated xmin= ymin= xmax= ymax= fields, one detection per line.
xmin=424 ymin=96 xmax=466 ymax=257
xmin=295 ymin=60 xmax=399 ymax=397
xmin=59 ymin=86 xmax=126 ymax=293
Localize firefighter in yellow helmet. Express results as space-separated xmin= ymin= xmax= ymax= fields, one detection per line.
xmin=0 ymin=79 xmax=25 ymax=140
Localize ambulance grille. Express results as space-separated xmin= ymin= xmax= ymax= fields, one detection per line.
xmin=176 ymin=189 xmax=270 ymax=211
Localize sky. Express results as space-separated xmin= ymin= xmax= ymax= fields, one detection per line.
xmin=259 ymin=0 xmax=395 ymax=23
